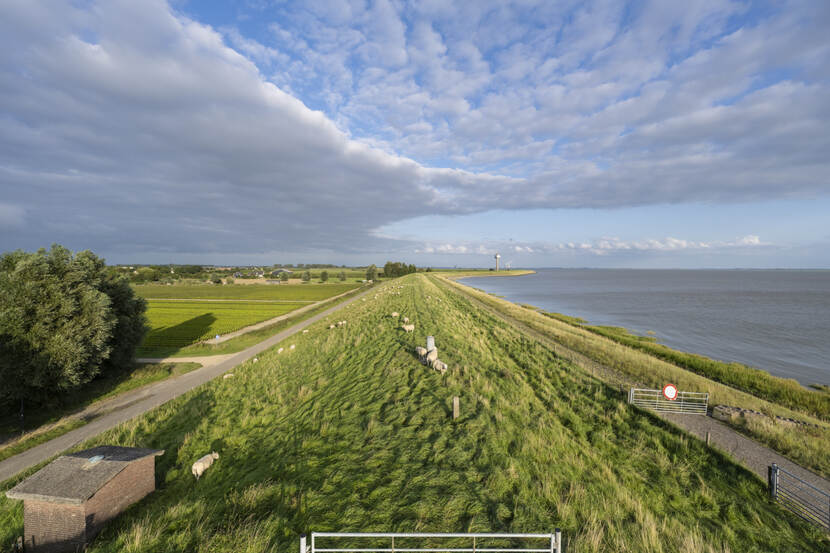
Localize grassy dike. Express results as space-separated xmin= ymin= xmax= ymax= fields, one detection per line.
xmin=440 ymin=276 xmax=830 ymax=479
xmin=1 ymin=275 xmax=826 ymax=552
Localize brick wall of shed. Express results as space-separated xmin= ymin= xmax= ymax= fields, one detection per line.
xmin=23 ymin=500 xmax=85 ymax=553
xmin=84 ymin=456 xmax=156 ymax=539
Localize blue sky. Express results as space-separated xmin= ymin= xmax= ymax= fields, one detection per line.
xmin=1 ymin=0 xmax=828 ymax=267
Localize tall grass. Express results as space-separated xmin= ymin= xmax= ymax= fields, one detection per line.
xmin=547 ymin=317 xmax=830 ymax=420
xmin=441 ymin=276 xmax=830 ymax=478
xmin=0 ymin=275 xmax=825 ymax=552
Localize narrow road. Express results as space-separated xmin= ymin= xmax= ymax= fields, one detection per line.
xmin=439 ymin=277 xmax=830 ymax=495
xmin=0 ymin=286 xmax=371 ymax=483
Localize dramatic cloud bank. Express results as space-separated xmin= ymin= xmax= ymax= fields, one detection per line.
xmin=0 ymin=0 xmax=828 ymax=263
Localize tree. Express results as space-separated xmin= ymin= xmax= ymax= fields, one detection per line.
xmin=279 ymin=271 xmax=289 ymax=282
xmin=209 ymin=273 xmax=222 ymax=284
xmin=366 ymin=264 xmax=377 ymax=281
xmin=0 ymin=245 xmax=147 ymax=422
xmin=302 ymin=270 xmax=311 ymax=282
xmin=320 ymin=270 xmax=329 ymax=282
xmin=338 ymin=271 xmax=346 ymax=281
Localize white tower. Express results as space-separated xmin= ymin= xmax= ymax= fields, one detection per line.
xmin=494 ymin=253 xmax=501 ymax=271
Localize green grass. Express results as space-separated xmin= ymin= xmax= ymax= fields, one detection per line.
xmin=141 ymin=300 xmax=306 ymax=349
xmin=1 ymin=275 xmax=825 ymax=552
xmin=547 ymin=318 xmax=830 ymax=421
xmin=0 ymin=363 xmax=200 ymax=462
xmin=133 ymin=283 xmax=360 ymax=301
xmin=136 ymin=285 xmax=368 ymax=358
xmin=441 ymin=276 xmax=830 ymax=478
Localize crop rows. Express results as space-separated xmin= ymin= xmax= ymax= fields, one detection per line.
xmin=141 ymin=301 xmax=306 ymax=347
xmin=133 ymin=283 xmax=360 ymax=301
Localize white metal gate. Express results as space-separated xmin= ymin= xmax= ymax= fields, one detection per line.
xmin=301 ymin=532 xmax=562 ymax=553
xmin=628 ymin=388 xmax=708 ymax=415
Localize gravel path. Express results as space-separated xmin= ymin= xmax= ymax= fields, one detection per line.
xmin=442 ymin=277 xmax=830 ymax=495
xmin=0 ymin=286 xmax=371 ymax=484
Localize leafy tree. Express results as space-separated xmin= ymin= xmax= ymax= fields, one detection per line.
xmin=0 ymin=245 xmax=147 ymax=421
xmin=302 ymin=270 xmax=311 ymax=282
xmin=210 ymin=273 xmax=222 ymax=284
xmin=320 ymin=270 xmax=329 ymax=282
xmin=279 ymin=271 xmax=289 ymax=282
xmin=366 ymin=264 xmax=377 ymax=281
xmin=338 ymin=271 xmax=346 ymax=281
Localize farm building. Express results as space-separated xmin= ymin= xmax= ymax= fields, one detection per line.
xmin=5 ymin=446 xmax=164 ymax=553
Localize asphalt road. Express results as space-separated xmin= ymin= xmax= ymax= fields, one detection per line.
xmin=0 ymin=286 xmax=371 ymax=483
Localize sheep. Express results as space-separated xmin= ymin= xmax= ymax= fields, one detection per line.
xmin=402 ymin=317 xmax=409 ymax=323
xmin=223 ymin=373 xmax=234 ymax=379
xmin=401 ymin=324 xmax=415 ymax=332
xmin=192 ymin=452 xmax=219 ymax=480
xmin=278 ymin=347 xmax=284 ymax=354
xmin=425 ymin=349 xmax=438 ymax=365
xmin=302 ymin=329 xmax=309 ymax=334
xmin=391 ymin=312 xmax=399 ymax=318
xmin=290 ymin=344 xmax=296 ymax=350
xmin=415 ymin=346 xmax=427 ymax=361
xmin=253 ymin=357 xmax=258 ymax=363
xmin=431 ymin=360 xmax=447 ymax=374
xmin=329 ymin=324 xmax=335 ymax=329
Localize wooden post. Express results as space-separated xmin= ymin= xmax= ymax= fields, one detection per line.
xmin=452 ymin=396 xmax=460 ymax=420
xmin=706 ymin=431 xmax=711 ymax=446
xmin=300 ymin=534 xmax=307 ymax=553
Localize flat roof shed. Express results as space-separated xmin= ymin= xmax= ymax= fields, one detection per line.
xmin=6 ymin=445 xmax=163 ymax=553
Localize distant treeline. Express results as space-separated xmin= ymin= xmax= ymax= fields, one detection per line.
xmin=383 ymin=262 xmax=417 ymax=278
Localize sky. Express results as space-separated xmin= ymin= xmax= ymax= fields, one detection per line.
xmin=0 ymin=0 xmax=828 ymax=268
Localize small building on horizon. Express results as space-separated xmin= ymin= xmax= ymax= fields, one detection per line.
xmin=6 ymin=445 xmax=164 ymax=553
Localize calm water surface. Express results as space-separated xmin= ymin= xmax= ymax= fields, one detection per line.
xmin=459 ymin=269 xmax=830 ymax=386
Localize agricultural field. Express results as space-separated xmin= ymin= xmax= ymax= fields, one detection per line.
xmin=1 ymin=274 xmax=825 ymax=552
xmin=141 ymin=301 xmax=306 ymax=349
xmin=133 ymin=282 xmax=361 ymax=301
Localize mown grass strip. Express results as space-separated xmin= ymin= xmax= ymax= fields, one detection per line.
xmin=1 ymin=275 xmax=825 ymax=552
xmin=133 ymin=283 xmax=360 ymax=301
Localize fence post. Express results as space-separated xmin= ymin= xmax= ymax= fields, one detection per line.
xmin=453 ymin=396 xmax=460 ymax=420
xmin=768 ymin=464 xmax=778 ymax=500
xmin=628 ymin=388 xmax=634 ymax=404
xmin=300 ymin=534 xmax=307 ymax=553
xmin=554 ymin=529 xmax=561 ymax=553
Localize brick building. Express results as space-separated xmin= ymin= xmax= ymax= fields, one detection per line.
xmin=5 ymin=445 xmax=164 ymax=553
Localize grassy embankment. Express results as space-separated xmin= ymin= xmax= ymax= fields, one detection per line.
xmin=542 ymin=313 xmax=830 ymax=420
xmin=135 ymin=284 xmax=366 ymax=358
xmin=433 ymin=269 xmax=535 ymax=278
xmin=440 ymin=276 xmax=830 ymax=478
xmin=0 ymin=363 xmax=199 ymax=463
xmin=1 ymin=274 xmax=826 ymax=552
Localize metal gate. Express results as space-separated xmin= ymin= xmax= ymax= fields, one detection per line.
xmin=769 ymin=463 xmax=830 ymax=531
xmin=628 ymin=388 xmax=708 ymax=415
xmin=301 ymin=532 xmax=562 ymax=553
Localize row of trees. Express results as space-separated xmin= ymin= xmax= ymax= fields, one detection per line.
xmin=383 ymin=261 xmax=417 ymax=278
xmin=0 ymin=245 xmax=147 ymax=423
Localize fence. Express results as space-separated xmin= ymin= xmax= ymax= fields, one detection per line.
xmin=300 ymin=532 xmax=562 ymax=553
xmin=768 ymin=464 xmax=830 ymax=531
xmin=628 ymin=388 xmax=708 ymax=415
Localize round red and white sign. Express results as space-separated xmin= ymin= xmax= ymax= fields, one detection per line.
xmin=662 ymin=383 xmax=678 ymax=401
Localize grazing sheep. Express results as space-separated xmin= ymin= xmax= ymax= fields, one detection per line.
xmin=329 ymin=324 xmax=335 ymax=329
xmin=253 ymin=357 xmax=258 ymax=363
xmin=415 ymin=346 xmax=427 ymax=360
xmin=426 ymin=349 xmax=438 ymax=365
xmin=192 ymin=452 xmax=219 ymax=480
xmin=223 ymin=373 xmax=234 ymax=379
xmin=431 ymin=360 xmax=447 ymax=374
xmin=303 ymin=329 xmax=309 ymax=334
xmin=401 ymin=324 xmax=415 ymax=332
xmin=402 ymin=317 xmax=409 ymax=323
xmin=290 ymin=344 xmax=296 ymax=350
xmin=278 ymin=347 xmax=284 ymax=354
xmin=391 ymin=312 xmax=399 ymax=318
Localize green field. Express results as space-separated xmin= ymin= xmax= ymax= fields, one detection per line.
xmin=133 ymin=283 xmax=360 ymax=301
xmin=141 ymin=301 xmax=306 ymax=348
xmin=1 ymin=274 xmax=825 ymax=552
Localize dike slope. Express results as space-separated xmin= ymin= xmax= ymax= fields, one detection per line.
xmin=1 ymin=274 xmax=825 ymax=552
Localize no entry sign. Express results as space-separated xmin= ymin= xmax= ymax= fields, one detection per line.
xmin=662 ymin=383 xmax=678 ymax=401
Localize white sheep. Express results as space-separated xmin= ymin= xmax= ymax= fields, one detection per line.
xmin=402 ymin=317 xmax=409 ymax=323
xmin=302 ymin=329 xmax=309 ymax=334
xmin=192 ymin=452 xmax=219 ymax=480
xmin=415 ymin=346 xmax=427 ymax=362
xmin=401 ymin=324 xmax=415 ymax=332
xmin=329 ymin=324 xmax=335 ymax=329
xmin=223 ymin=373 xmax=234 ymax=379
xmin=290 ymin=344 xmax=296 ymax=350
xmin=278 ymin=347 xmax=284 ymax=354
xmin=253 ymin=358 xmax=258 ymax=363
xmin=425 ymin=349 xmax=438 ymax=365
xmin=391 ymin=312 xmax=399 ymax=318
xmin=431 ymin=359 xmax=448 ymax=373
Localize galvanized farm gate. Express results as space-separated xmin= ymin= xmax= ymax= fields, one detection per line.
xmin=768 ymin=464 xmax=830 ymax=531
xmin=300 ymin=532 xmax=562 ymax=553
xmin=628 ymin=388 xmax=708 ymax=415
